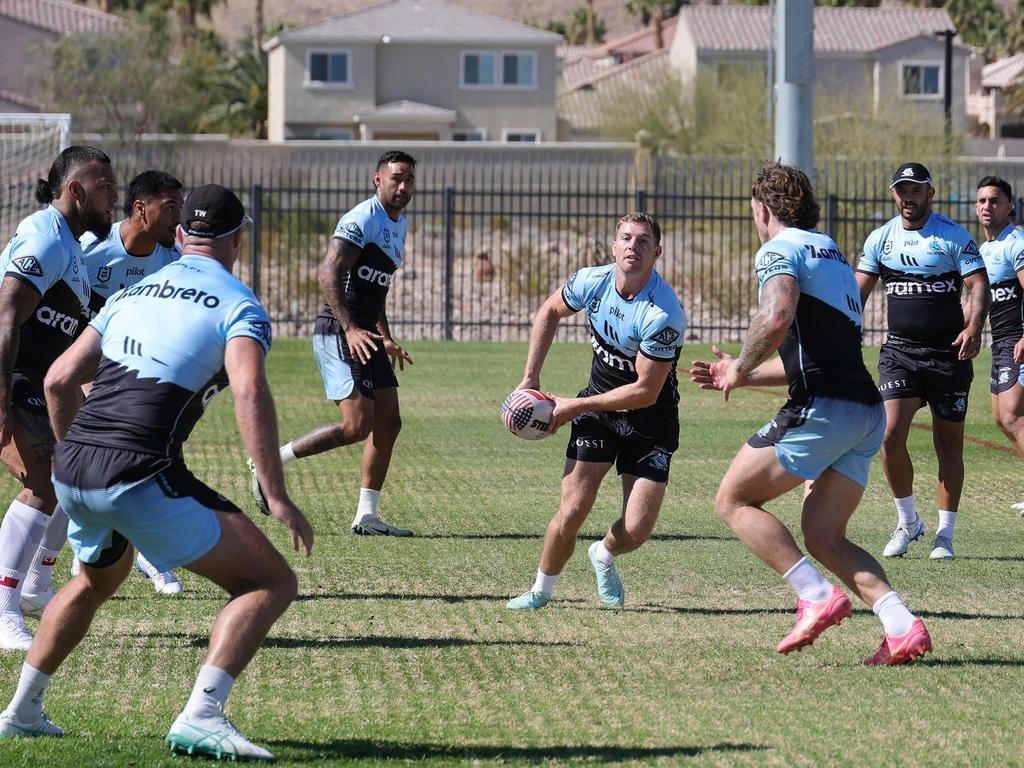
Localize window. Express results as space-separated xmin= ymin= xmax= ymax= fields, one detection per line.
xmin=313 ymin=128 xmax=353 ymax=140
xmin=307 ymin=49 xmax=351 ymax=86
xmin=900 ymin=62 xmax=941 ymax=99
xmin=461 ymin=51 xmax=537 ymax=88
xmin=502 ymin=129 xmax=539 ymax=143
xmin=452 ymin=130 xmax=486 ymax=141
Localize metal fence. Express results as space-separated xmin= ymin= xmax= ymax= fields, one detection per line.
xmin=34 ymin=138 xmax=1024 ymax=342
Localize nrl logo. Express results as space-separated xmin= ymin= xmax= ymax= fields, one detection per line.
xmin=97 ymin=266 xmax=112 ymax=282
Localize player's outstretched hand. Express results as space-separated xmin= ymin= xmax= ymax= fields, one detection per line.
xmin=344 ymin=327 xmax=384 ymax=365
xmin=382 ymin=338 xmax=413 ymax=371
xmin=690 ymin=345 xmax=735 ymax=395
xmin=952 ymin=328 xmax=982 ymax=361
xmin=269 ymin=498 xmax=314 ymax=556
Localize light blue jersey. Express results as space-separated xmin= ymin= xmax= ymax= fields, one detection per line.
xmin=858 ymin=212 xmax=983 ymax=345
xmin=561 ymin=264 xmax=686 ymax=412
xmin=81 ymin=220 xmax=181 ymax=316
xmin=980 ymin=224 xmax=1024 ymax=342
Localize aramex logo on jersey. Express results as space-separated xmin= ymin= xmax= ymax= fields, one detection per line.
xmin=12 ymin=256 xmax=43 ymax=277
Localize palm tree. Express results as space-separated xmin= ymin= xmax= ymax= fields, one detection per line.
xmin=197 ymin=45 xmax=268 ymax=138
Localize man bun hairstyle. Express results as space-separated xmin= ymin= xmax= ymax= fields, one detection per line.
xmin=978 ymin=175 xmax=1013 ymax=203
xmin=124 ymin=170 xmax=183 ymax=216
xmin=751 ymin=161 xmax=820 ymax=230
xmin=377 ymin=150 xmax=417 ymax=170
xmin=35 ymin=145 xmax=111 ymax=205
xmin=617 ymin=211 xmax=661 ymax=246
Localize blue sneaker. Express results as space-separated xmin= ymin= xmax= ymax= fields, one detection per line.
xmin=506 ymin=591 xmax=551 ymax=610
xmin=588 ymin=541 xmax=624 ymax=607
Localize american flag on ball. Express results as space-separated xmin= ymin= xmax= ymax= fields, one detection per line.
xmin=500 ymin=389 xmax=554 ymax=440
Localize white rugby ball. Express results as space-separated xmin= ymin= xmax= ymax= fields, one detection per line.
xmin=501 ymin=388 xmax=555 ymax=440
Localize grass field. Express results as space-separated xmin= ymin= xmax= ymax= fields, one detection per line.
xmin=1 ymin=339 xmax=1023 ymax=767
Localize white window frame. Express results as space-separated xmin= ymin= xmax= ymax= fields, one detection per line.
xmin=460 ymin=50 xmax=538 ymax=90
xmin=501 ymin=128 xmax=540 ymax=143
xmin=305 ymin=48 xmax=353 ymax=88
xmin=898 ymin=60 xmax=942 ymax=101
xmin=452 ymin=129 xmax=488 ymax=141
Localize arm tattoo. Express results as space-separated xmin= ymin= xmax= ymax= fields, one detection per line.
xmin=735 ymin=275 xmax=798 ymax=377
xmin=318 ymin=238 xmax=361 ymax=331
xmin=966 ymin=275 xmax=991 ymax=329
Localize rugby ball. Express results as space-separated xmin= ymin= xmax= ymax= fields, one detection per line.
xmin=501 ymin=389 xmax=555 ymax=440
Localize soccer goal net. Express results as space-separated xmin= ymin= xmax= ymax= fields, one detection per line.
xmin=0 ymin=113 xmax=70 ymax=242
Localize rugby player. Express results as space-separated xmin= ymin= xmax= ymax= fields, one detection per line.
xmin=0 ymin=146 xmax=116 ymax=650
xmin=0 ymin=185 xmax=313 ymax=762
xmin=39 ymin=170 xmax=186 ymax=596
xmin=250 ymin=151 xmax=416 ymax=536
xmin=858 ymin=163 xmax=990 ymax=561
xmin=691 ymin=162 xmax=930 ymax=665
xmin=974 ymin=176 xmax=1024 ymax=510
xmin=506 ymin=212 xmax=686 ymax=610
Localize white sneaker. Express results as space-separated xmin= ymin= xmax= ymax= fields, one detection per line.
xmin=165 ymin=710 xmax=274 ymax=761
xmin=20 ymin=586 xmax=56 ymax=620
xmin=0 ymin=612 xmax=32 ymax=651
xmin=1011 ymin=501 xmax=1024 ymax=516
xmin=882 ymin=520 xmax=925 ymax=557
xmin=929 ymin=536 xmax=955 ymax=560
xmin=352 ymin=515 xmax=414 ymax=537
xmin=0 ymin=708 xmax=64 ymax=738
xmin=135 ymin=555 xmax=183 ymax=595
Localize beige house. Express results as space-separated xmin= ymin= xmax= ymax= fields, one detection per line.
xmin=262 ymin=0 xmax=563 ymax=142
xmin=668 ymin=5 xmax=970 ymax=135
xmin=0 ymin=0 xmax=121 ymax=112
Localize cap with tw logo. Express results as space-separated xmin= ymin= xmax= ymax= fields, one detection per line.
xmin=182 ymin=184 xmax=252 ymax=238
xmin=890 ymin=162 xmax=932 ymax=189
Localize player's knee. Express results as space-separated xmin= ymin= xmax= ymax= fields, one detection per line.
xmin=553 ymin=505 xmax=588 ymax=536
xmin=997 ymin=410 xmax=1024 ymax=435
xmin=271 ymin=565 xmax=298 ymax=608
xmin=345 ymin=417 xmax=373 ymax=443
xmin=714 ymin=488 xmax=738 ymax=526
xmin=803 ymin=528 xmax=840 ymax=562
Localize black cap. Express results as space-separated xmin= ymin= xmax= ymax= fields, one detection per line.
xmin=890 ymin=162 xmax=932 ymax=189
xmin=182 ymin=184 xmax=251 ymax=238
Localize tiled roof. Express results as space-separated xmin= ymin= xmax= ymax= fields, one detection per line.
xmin=560 ymin=54 xmax=616 ymax=92
xmin=587 ymin=16 xmax=677 ymax=59
xmin=0 ymin=0 xmax=122 ymax=35
xmin=558 ymin=49 xmax=670 ymax=134
xmin=983 ymin=53 xmax=1024 ymax=90
xmin=354 ymin=100 xmax=457 ymax=123
xmin=265 ymin=0 xmax=562 ymax=49
xmin=680 ymin=6 xmax=960 ymax=54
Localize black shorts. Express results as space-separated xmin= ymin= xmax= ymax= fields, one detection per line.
xmin=565 ymin=407 xmax=679 ymax=483
xmin=990 ymin=337 xmax=1024 ymax=395
xmin=877 ymin=341 xmax=972 ymax=423
xmin=11 ymin=366 xmax=54 ymax=442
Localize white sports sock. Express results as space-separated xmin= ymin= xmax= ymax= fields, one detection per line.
xmin=872 ymin=590 xmax=916 ymax=637
xmin=782 ymin=556 xmax=833 ymax=602
xmin=352 ymin=488 xmax=380 ymax=525
xmin=589 ymin=540 xmax=614 ymax=566
xmin=893 ymin=495 xmax=920 ymax=529
xmin=24 ymin=507 xmax=68 ymax=595
xmin=279 ymin=443 xmax=297 ymax=466
xmin=935 ymin=510 xmax=957 ymax=540
xmin=183 ymin=664 xmax=235 ymax=720
xmin=8 ymin=662 xmax=50 ymax=723
xmin=0 ymin=501 xmax=50 ymax=614
xmin=530 ymin=569 xmax=558 ymax=595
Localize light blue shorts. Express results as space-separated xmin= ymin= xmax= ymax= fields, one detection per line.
xmin=748 ymin=397 xmax=886 ymax=488
xmin=54 ymin=465 xmax=231 ymax=572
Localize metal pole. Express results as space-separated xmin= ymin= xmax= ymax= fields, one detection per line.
xmin=250 ymin=183 xmax=262 ymax=298
xmin=940 ymin=29 xmax=954 ymax=140
xmin=634 ymin=189 xmax=647 ymax=213
xmin=774 ymin=0 xmax=814 ymax=173
xmin=825 ymin=192 xmax=838 ymax=239
xmin=442 ymin=186 xmax=455 ymax=341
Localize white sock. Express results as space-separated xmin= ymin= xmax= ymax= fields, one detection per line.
xmin=24 ymin=507 xmax=68 ymax=595
xmin=183 ymin=664 xmax=235 ymax=720
xmin=279 ymin=443 xmax=297 ymax=466
xmin=588 ymin=540 xmax=614 ymax=566
xmin=352 ymin=488 xmax=380 ymax=525
xmin=8 ymin=662 xmax=50 ymax=723
xmin=782 ymin=556 xmax=833 ymax=602
xmin=935 ymin=510 xmax=956 ymax=540
xmin=872 ymin=590 xmax=916 ymax=636
xmin=530 ymin=569 xmax=558 ymax=595
xmin=0 ymin=501 xmax=50 ymax=614
xmin=893 ymin=495 xmax=920 ymax=529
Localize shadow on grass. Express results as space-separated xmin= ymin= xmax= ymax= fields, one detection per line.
xmin=147 ymin=633 xmax=571 ymax=650
xmin=294 ymin=592 xmax=591 ymax=606
xmin=919 ymin=657 xmax=1024 ymax=667
xmin=265 ymin=738 xmax=767 ymax=763
xmin=916 ymin=609 xmax=1024 ymax=621
xmin=413 ymin=532 xmax=734 ymax=543
xmin=626 ymin=603 xmax=793 ymax=616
